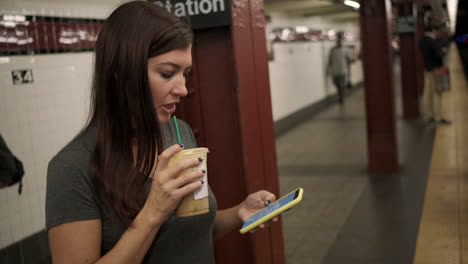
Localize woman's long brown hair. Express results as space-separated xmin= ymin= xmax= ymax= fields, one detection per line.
xmin=85 ymin=1 xmax=193 ymax=227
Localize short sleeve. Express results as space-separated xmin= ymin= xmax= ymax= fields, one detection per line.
xmin=46 ymin=157 xmax=101 ymax=229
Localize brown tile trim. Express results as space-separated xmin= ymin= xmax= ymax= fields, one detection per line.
xmin=0 ymin=15 xmax=104 ymax=56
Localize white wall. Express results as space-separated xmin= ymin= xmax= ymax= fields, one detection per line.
xmin=268 ymin=12 xmax=363 ymax=121
xmin=0 ymin=0 xmax=364 ymax=249
xmin=0 ymin=0 xmax=127 ymax=249
xmin=0 ymin=0 xmax=127 ymax=19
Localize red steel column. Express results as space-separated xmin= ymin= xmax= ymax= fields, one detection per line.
xmin=231 ymin=0 xmax=284 ymax=263
xmin=398 ymin=3 xmax=420 ymax=118
xmin=415 ymin=8 xmax=425 ymax=95
xmin=360 ymin=0 xmax=399 ymax=172
xmin=177 ymin=0 xmax=285 ymax=263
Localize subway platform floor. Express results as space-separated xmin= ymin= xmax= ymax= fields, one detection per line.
xmin=277 ymin=47 xmax=467 ymax=264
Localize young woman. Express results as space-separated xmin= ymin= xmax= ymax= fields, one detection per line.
xmin=45 ymin=1 xmax=276 ymax=264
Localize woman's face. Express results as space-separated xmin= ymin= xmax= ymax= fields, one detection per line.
xmin=147 ymin=46 xmax=192 ymax=123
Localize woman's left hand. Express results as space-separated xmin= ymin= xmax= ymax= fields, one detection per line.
xmin=237 ymin=190 xmax=278 ymax=231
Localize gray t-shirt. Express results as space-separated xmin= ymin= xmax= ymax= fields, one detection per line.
xmin=46 ymin=120 xmax=217 ymax=263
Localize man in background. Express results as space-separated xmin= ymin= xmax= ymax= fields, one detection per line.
xmin=327 ymin=33 xmax=352 ymax=104
xmin=420 ymin=25 xmax=451 ymax=125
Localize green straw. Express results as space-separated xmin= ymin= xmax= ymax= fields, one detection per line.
xmin=172 ymin=116 xmax=183 ymax=145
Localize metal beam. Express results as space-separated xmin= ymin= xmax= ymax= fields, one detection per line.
xmin=265 ymin=0 xmax=331 ymax=13
xmin=293 ymin=5 xmax=355 ymax=16
xmin=322 ymin=11 xmax=359 ymax=21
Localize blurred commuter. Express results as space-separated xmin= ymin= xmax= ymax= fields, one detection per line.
xmin=436 ymin=27 xmax=451 ymax=64
xmin=420 ymin=25 xmax=451 ymax=125
xmin=327 ymin=33 xmax=352 ymax=104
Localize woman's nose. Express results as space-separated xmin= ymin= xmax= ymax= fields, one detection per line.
xmin=173 ymin=76 xmax=188 ymax=97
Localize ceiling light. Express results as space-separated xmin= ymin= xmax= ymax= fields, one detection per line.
xmin=2 ymin=15 xmax=26 ymax=22
xmin=344 ymin=0 xmax=360 ymax=9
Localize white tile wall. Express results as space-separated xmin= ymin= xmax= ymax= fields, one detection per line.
xmin=0 ymin=0 xmax=128 ymax=249
xmin=0 ymin=0 xmax=128 ymax=19
xmin=0 ymin=53 xmax=94 ymax=248
xmin=268 ymin=12 xmax=363 ymax=121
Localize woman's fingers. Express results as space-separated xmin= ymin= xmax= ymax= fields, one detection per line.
xmin=250 ymin=222 xmax=271 ymax=234
xmin=152 ymin=151 xmax=205 ymax=197
xmin=172 ymin=156 xmax=204 ymax=175
xmin=160 ymin=156 xmax=203 ymax=181
xmin=253 ymin=190 xmax=276 ymax=206
xmin=264 ymin=192 xmax=276 ymax=204
xmin=167 ymin=168 xmax=205 ymax=190
xmin=147 ymin=145 xmax=209 ymax=220
xmin=156 ymin=144 xmax=184 ymax=169
xmin=173 ymin=180 xmax=203 ymax=198
xmin=156 ymin=146 xmax=202 ymax=182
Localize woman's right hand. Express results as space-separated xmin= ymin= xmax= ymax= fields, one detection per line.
xmin=143 ymin=144 xmax=205 ymax=223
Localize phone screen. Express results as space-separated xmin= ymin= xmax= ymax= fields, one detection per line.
xmin=241 ymin=190 xmax=299 ymax=229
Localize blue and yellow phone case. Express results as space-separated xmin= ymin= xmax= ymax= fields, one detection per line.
xmin=239 ymin=188 xmax=304 ymax=234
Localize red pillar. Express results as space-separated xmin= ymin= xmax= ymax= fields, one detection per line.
xmin=176 ymin=1 xmax=285 ymax=263
xmin=415 ymin=9 xmax=425 ymax=96
xmin=398 ymin=3 xmax=420 ymax=118
xmin=232 ymin=2 xmax=284 ymax=263
xmin=360 ymin=0 xmax=399 ymax=173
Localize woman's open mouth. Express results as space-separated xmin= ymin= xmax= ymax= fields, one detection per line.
xmin=162 ymin=103 xmax=176 ymax=114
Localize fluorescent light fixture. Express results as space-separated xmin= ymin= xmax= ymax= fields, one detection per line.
xmin=14 ymin=15 xmax=26 ymax=22
xmin=447 ymin=0 xmax=458 ymax=33
xmin=59 ymin=37 xmax=79 ymax=44
xmin=295 ymin=26 xmax=309 ymax=34
xmin=2 ymin=15 xmax=26 ymax=21
xmin=1 ymin=21 xmax=17 ymax=28
xmin=344 ymin=0 xmax=360 ymax=9
xmin=0 ymin=57 xmax=11 ymax=64
xmin=17 ymin=37 xmax=33 ymax=45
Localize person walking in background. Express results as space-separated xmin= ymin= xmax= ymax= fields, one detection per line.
xmin=420 ymin=25 xmax=451 ymax=125
xmin=327 ymin=32 xmax=352 ymax=104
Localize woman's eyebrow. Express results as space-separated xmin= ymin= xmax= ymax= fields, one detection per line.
xmin=156 ymin=62 xmax=180 ymax=69
xmin=157 ymin=62 xmax=191 ymax=70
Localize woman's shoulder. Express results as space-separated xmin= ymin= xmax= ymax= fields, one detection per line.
xmin=49 ymin=127 xmax=96 ymax=173
xmin=46 ymin=127 xmax=101 ymax=230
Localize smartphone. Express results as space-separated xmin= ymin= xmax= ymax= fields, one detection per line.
xmin=239 ymin=188 xmax=304 ymax=234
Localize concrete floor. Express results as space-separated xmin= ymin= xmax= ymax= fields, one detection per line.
xmin=276 ymin=85 xmax=435 ymax=263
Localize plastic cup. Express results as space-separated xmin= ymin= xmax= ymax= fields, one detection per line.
xmin=167 ymin=147 xmax=209 ymax=217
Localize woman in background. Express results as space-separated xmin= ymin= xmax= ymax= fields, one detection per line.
xmin=46 ymin=2 xmax=276 ymax=263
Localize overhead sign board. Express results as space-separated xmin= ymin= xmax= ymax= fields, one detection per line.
xmin=150 ymin=0 xmax=231 ymax=30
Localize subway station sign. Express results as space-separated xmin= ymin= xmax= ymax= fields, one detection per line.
xmin=150 ymin=0 xmax=231 ymax=30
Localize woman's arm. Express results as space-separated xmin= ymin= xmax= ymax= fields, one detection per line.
xmin=48 ymin=204 xmax=163 ymax=264
xmin=49 ymin=144 xmax=205 ymax=264
xmin=213 ymin=205 xmax=243 ymax=239
xmin=213 ymin=190 xmax=277 ymax=239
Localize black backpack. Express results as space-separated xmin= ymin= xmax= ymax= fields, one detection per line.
xmin=0 ymin=134 xmax=24 ymax=194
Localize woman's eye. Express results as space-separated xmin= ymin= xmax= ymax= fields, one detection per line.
xmin=161 ymin=72 xmax=174 ymax=79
